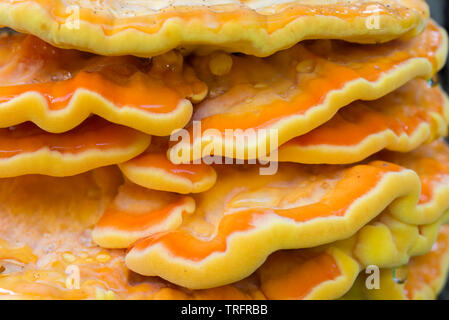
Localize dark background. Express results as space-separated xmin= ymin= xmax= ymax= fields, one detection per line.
xmin=429 ymin=0 xmax=449 ymax=90
xmin=428 ymin=0 xmax=449 ymax=300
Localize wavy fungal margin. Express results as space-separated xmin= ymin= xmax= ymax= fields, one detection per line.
xmin=278 ymin=81 xmax=449 ymax=164
xmin=0 ymin=117 xmax=151 ymax=177
xmin=0 ymin=167 xmax=448 ymax=299
xmin=0 ymin=1 xmax=429 ymax=57
xmin=168 ymin=23 xmax=448 ymax=163
xmin=125 ymin=141 xmax=449 ymax=289
xmin=0 ymin=34 xmax=207 ymax=135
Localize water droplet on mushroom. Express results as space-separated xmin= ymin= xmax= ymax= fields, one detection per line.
xmin=427 ymin=76 xmax=439 ymax=87
xmin=392 ymin=266 xmax=408 ymax=284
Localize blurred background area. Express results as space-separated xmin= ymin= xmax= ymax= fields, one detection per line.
xmin=428 ymin=0 xmax=448 ymax=90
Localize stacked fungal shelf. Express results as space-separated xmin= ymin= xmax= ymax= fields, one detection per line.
xmin=0 ymin=0 xmax=448 ymax=300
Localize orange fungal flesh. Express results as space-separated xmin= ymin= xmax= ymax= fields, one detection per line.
xmin=379 ymin=141 xmax=449 ymax=206
xmin=404 ymin=225 xmax=449 ymax=298
xmin=343 ymin=224 xmax=449 ymax=300
xmin=92 ymin=181 xmax=195 ymax=248
xmin=118 ymin=138 xmax=217 ymax=194
xmin=0 ymin=166 xmax=447 ymax=299
xmin=14 ymin=0 xmax=424 ymax=37
xmin=124 ymin=152 xmax=214 ymax=184
xmin=131 ymin=161 xmax=402 ymax=261
xmin=194 ymin=22 xmax=443 ymax=132
xmin=0 ymin=116 xmax=146 ymax=158
xmin=287 ymin=80 xmax=444 ymax=147
xmin=125 ymin=141 xmax=449 ymax=288
xmin=0 ymin=167 xmax=345 ymax=300
xmin=0 ymin=1 xmax=429 ymax=57
xmin=258 ymin=250 xmax=341 ymax=300
xmin=95 ymin=185 xmax=193 ymax=233
xmin=169 ymin=22 xmax=446 ymax=161
xmin=0 ymin=33 xmax=207 ymax=135
xmin=0 ymin=1 xmax=447 ymax=301
xmin=278 ymin=79 xmax=449 ymax=163
xmin=0 ymin=116 xmax=151 ymax=177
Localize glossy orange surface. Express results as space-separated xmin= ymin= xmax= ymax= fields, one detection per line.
xmin=0 ymin=167 xmax=343 ymax=299
xmin=0 ymin=116 xmax=146 ymax=158
xmin=285 ymin=79 xmax=445 ymax=148
xmin=124 ymin=141 xmax=449 ymax=290
xmin=380 ymin=141 xmax=449 ymax=205
xmin=133 ymin=161 xmax=403 ymax=261
xmin=0 ymin=33 xmax=207 ymax=134
xmin=189 ymin=23 xmax=442 ymax=134
xmin=259 ymin=250 xmax=341 ymax=300
xmin=96 ymin=183 xmax=193 ymax=233
xmin=404 ymin=225 xmax=449 ymax=298
xmin=124 ymin=139 xmax=215 ymax=184
xmin=26 ymin=0 xmax=421 ymax=36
